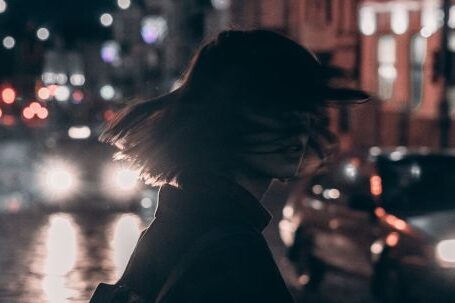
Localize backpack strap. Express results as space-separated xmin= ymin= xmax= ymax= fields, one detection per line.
xmin=156 ymin=226 xmax=259 ymax=303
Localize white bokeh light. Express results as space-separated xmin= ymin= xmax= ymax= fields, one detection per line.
xmin=101 ymin=41 xmax=121 ymax=64
xmin=37 ymin=27 xmax=50 ymax=41
xmin=450 ymin=6 xmax=455 ymax=29
xmin=55 ymin=85 xmax=71 ymax=102
xmin=0 ymin=0 xmax=7 ymax=14
xmin=117 ymin=0 xmax=131 ymax=10
xmin=211 ymin=0 xmax=231 ymax=10
xmin=3 ymin=36 xmax=15 ymax=49
xmin=100 ymin=85 xmax=115 ymax=100
xmin=56 ymin=73 xmax=68 ymax=85
xmin=70 ymin=74 xmax=85 ymax=86
xmin=141 ymin=16 xmax=168 ymax=44
xmin=436 ymin=239 xmax=455 ymax=265
xmin=100 ymin=13 xmax=114 ymax=27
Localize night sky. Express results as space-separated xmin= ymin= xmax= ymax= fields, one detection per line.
xmin=0 ymin=0 xmax=118 ymax=43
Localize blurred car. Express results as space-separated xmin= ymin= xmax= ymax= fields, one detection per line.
xmin=33 ymin=126 xmax=157 ymax=212
xmin=280 ymin=147 xmax=455 ymax=302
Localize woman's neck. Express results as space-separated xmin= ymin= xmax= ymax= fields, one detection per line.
xmin=231 ymin=174 xmax=273 ymax=201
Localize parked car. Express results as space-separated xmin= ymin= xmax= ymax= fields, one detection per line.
xmin=280 ymin=147 xmax=455 ymax=302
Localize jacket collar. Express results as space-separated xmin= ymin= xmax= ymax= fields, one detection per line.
xmin=159 ymin=172 xmax=272 ymax=232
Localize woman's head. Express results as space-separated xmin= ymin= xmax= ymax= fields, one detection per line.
xmin=100 ymin=30 xmax=368 ymax=186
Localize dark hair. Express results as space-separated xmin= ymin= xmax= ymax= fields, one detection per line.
xmin=100 ymin=30 xmax=363 ymax=186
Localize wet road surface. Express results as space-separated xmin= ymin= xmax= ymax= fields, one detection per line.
xmin=0 ymin=212 xmax=148 ymax=303
xmin=0 ymin=181 xmax=376 ymax=303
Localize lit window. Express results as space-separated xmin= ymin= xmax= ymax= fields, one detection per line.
xmin=391 ymin=5 xmax=409 ymax=35
xmin=377 ymin=35 xmax=397 ymax=100
xmin=421 ymin=3 xmax=443 ymax=37
xmin=359 ymin=6 xmax=376 ymax=36
xmin=410 ymin=34 xmax=426 ymax=108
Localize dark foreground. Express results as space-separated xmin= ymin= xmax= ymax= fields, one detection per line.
xmin=0 ymin=183 xmax=376 ymax=303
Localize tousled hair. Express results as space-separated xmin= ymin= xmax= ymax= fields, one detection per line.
xmin=100 ymin=30 xmax=359 ymax=186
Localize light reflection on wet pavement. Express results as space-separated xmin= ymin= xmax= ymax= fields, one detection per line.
xmin=0 ymin=182 xmax=374 ymax=303
xmin=0 ymin=212 xmax=147 ymax=303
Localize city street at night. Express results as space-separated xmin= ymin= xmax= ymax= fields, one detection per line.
xmin=0 ymin=184 xmax=377 ymax=303
xmin=2 ymin=0 xmax=455 ymax=302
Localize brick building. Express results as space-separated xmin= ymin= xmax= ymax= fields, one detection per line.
xmin=228 ymin=0 xmax=455 ymax=149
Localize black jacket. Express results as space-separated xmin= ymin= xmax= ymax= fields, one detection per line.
xmin=90 ymin=174 xmax=295 ymax=303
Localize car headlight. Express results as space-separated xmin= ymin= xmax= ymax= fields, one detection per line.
xmin=101 ymin=163 xmax=140 ymax=200
xmin=436 ymin=239 xmax=455 ymax=268
xmin=37 ymin=158 xmax=79 ymax=201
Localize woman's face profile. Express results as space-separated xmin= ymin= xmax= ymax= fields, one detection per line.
xmin=238 ymin=111 xmax=310 ymax=179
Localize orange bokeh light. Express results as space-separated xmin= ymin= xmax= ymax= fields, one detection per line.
xmin=2 ymin=88 xmax=16 ymax=104
xmin=386 ymin=232 xmax=400 ymax=247
xmin=374 ymin=207 xmax=386 ymax=218
xmin=37 ymin=108 xmax=49 ymax=119
xmin=48 ymin=85 xmax=58 ymax=96
xmin=3 ymin=115 xmax=16 ymax=126
xmin=23 ymin=107 xmax=34 ymax=119
xmin=370 ymin=175 xmax=382 ymax=196
xmin=38 ymin=87 xmax=51 ymax=100
xmin=30 ymin=102 xmax=42 ymax=112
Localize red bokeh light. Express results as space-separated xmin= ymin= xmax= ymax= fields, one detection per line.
xmin=72 ymin=90 xmax=84 ymax=103
xmin=103 ymin=109 xmax=115 ymax=121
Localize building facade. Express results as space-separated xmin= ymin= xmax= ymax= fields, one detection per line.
xmin=229 ymin=0 xmax=455 ymax=149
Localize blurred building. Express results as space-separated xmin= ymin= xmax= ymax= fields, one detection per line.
xmin=3 ymin=0 xmax=455 ymax=149
xmin=228 ymin=0 xmax=455 ymax=150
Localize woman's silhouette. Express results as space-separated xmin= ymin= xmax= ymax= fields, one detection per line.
xmin=89 ymin=29 xmax=368 ymax=303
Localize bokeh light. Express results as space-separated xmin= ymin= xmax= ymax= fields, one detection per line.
xmin=55 ymin=85 xmax=70 ymax=102
xmin=100 ymin=13 xmax=113 ymax=27
xmin=101 ymin=41 xmax=121 ymax=64
xmin=38 ymin=87 xmax=51 ymax=100
xmin=141 ymin=16 xmax=168 ymax=44
xmin=117 ymin=0 xmax=131 ymax=10
xmin=70 ymin=74 xmax=85 ymax=86
xmin=2 ymin=87 xmax=16 ymax=104
xmin=72 ymin=89 xmax=84 ymax=103
xmin=37 ymin=27 xmax=50 ymax=41
xmin=211 ymin=0 xmax=231 ymax=10
xmin=0 ymin=0 xmax=6 ymax=14
xmin=100 ymin=85 xmax=115 ymax=100
xmin=3 ymin=36 xmax=15 ymax=49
